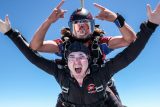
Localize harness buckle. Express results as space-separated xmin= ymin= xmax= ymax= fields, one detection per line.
xmin=96 ymin=85 xmax=104 ymax=92
xmin=62 ymin=86 xmax=69 ymax=93
xmin=62 ymin=102 xmax=76 ymax=107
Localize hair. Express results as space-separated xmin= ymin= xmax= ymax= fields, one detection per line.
xmin=66 ymin=41 xmax=90 ymax=57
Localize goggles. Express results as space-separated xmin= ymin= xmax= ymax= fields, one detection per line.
xmin=72 ymin=19 xmax=90 ymax=24
xmin=68 ymin=19 xmax=95 ymax=37
xmin=68 ymin=55 xmax=88 ymax=62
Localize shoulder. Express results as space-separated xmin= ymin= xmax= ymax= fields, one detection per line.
xmin=53 ymin=39 xmax=63 ymax=44
xmin=99 ymin=36 xmax=112 ymax=44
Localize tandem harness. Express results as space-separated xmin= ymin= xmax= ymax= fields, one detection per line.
xmin=58 ymin=95 xmax=108 ymax=107
xmin=61 ymin=34 xmax=103 ymax=67
xmin=58 ymin=68 xmax=108 ymax=107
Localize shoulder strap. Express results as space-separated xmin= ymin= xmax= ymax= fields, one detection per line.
xmin=61 ymin=73 xmax=70 ymax=102
xmin=91 ymin=69 xmax=107 ymax=99
xmin=63 ymin=37 xmax=71 ymax=61
xmin=91 ymin=35 xmax=103 ymax=67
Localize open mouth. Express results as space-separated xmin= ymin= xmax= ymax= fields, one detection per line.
xmin=75 ymin=68 xmax=82 ymax=74
xmin=78 ymin=28 xmax=86 ymax=34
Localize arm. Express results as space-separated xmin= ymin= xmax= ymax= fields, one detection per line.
xmin=0 ymin=16 xmax=58 ymax=76
xmin=107 ymin=3 xmax=160 ymax=75
xmin=29 ymin=19 xmax=60 ymax=53
xmin=108 ymin=22 xmax=137 ymax=49
xmin=5 ymin=29 xmax=58 ymax=76
xmin=93 ymin=3 xmax=137 ymax=49
xmin=29 ymin=0 xmax=66 ymax=53
xmin=106 ymin=21 xmax=158 ymax=76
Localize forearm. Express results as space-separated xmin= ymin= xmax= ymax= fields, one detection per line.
xmin=5 ymin=29 xmax=57 ymax=75
xmin=29 ymin=19 xmax=52 ymax=50
xmin=119 ymin=22 xmax=137 ymax=43
xmin=108 ymin=15 xmax=137 ymax=49
xmin=107 ymin=21 xmax=158 ymax=75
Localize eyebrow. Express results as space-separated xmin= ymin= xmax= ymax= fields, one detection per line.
xmin=68 ymin=54 xmax=75 ymax=57
xmin=79 ymin=54 xmax=86 ymax=56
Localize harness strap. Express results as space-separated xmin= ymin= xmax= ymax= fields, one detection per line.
xmin=58 ymin=96 xmax=108 ymax=107
xmin=91 ymin=36 xmax=103 ymax=66
xmin=61 ymin=75 xmax=70 ymax=102
xmin=63 ymin=37 xmax=71 ymax=61
xmin=93 ymin=72 xmax=107 ymax=96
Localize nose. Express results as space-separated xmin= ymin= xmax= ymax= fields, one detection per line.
xmin=78 ymin=24 xmax=85 ymax=30
xmin=74 ymin=57 xmax=81 ymax=64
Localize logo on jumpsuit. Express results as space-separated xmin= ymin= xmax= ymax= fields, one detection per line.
xmin=87 ymin=83 xmax=96 ymax=94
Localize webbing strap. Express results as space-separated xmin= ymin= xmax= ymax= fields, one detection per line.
xmin=61 ymin=75 xmax=70 ymax=102
xmin=91 ymin=36 xmax=103 ymax=66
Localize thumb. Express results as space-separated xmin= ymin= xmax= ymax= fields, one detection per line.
xmin=146 ymin=4 xmax=152 ymax=17
xmin=5 ymin=15 xmax=11 ymax=25
xmin=95 ymin=15 xmax=104 ymax=20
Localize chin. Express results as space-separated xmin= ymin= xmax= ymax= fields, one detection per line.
xmin=74 ymin=73 xmax=85 ymax=78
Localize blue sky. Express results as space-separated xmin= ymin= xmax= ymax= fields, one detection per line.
xmin=0 ymin=0 xmax=160 ymax=107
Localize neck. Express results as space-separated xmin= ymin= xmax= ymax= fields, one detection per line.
xmin=71 ymin=34 xmax=92 ymax=43
xmin=75 ymin=68 xmax=90 ymax=86
xmin=77 ymin=79 xmax=83 ymax=86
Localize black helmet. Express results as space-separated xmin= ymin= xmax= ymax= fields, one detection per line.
xmin=68 ymin=8 xmax=95 ymax=37
xmin=66 ymin=41 xmax=90 ymax=58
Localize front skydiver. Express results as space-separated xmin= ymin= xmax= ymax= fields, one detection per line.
xmin=0 ymin=3 xmax=160 ymax=107
xmin=29 ymin=0 xmax=137 ymax=105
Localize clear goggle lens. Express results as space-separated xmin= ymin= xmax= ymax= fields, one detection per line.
xmin=69 ymin=19 xmax=95 ymax=36
xmin=72 ymin=19 xmax=90 ymax=24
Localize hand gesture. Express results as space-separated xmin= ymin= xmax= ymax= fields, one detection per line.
xmin=0 ymin=15 xmax=11 ymax=34
xmin=93 ymin=3 xmax=117 ymax=22
xmin=147 ymin=3 xmax=160 ymax=25
xmin=48 ymin=0 xmax=67 ymax=23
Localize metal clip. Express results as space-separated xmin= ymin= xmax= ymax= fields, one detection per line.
xmin=96 ymin=85 xmax=104 ymax=92
xmin=62 ymin=86 xmax=69 ymax=93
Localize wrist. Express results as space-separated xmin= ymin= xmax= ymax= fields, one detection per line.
xmin=146 ymin=20 xmax=158 ymax=31
xmin=46 ymin=18 xmax=55 ymax=25
xmin=114 ymin=13 xmax=125 ymax=28
xmin=4 ymin=28 xmax=13 ymax=35
xmin=4 ymin=28 xmax=20 ymax=39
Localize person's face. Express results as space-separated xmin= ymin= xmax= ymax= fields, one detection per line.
xmin=67 ymin=52 xmax=89 ymax=79
xmin=73 ymin=20 xmax=91 ymax=39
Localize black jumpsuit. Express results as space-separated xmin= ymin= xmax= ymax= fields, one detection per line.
xmin=5 ymin=21 xmax=157 ymax=107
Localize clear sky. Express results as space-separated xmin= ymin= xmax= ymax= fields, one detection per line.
xmin=0 ymin=0 xmax=160 ymax=107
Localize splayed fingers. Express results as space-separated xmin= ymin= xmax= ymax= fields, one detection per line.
xmin=93 ymin=3 xmax=117 ymax=22
xmin=93 ymin=3 xmax=105 ymax=11
xmin=56 ymin=0 xmax=65 ymax=9
xmin=48 ymin=0 xmax=67 ymax=23
xmin=147 ymin=3 xmax=160 ymax=24
xmin=0 ymin=15 xmax=11 ymax=34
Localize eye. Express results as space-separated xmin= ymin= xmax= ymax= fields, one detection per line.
xmin=82 ymin=19 xmax=88 ymax=23
xmin=68 ymin=56 xmax=74 ymax=59
xmin=73 ymin=20 xmax=78 ymax=24
xmin=68 ymin=56 xmax=75 ymax=61
xmin=79 ymin=56 xmax=87 ymax=60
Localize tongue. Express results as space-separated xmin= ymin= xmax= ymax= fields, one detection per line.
xmin=75 ymin=68 xmax=82 ymax=74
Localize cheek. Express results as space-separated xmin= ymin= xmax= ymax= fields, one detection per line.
xmin=74 ymin=25 xmax=79 ymax=31
xmin=84 ymin=24 xmax=89 ymax=30
xmin=82 ymin=60 xmax=89 ymax=69
xmin=84 ymin=25 xmax=89 ymax=30
xmin=68 ymin=62 xmax=73 ymax=70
